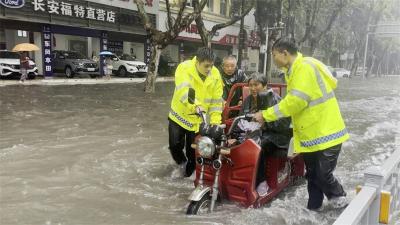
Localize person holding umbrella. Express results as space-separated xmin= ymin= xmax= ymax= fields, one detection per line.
xmin=99 ymin=51 xmax=113 ymax=79
xmin=12 ymin=43 xmax=40 ymax=82
xmin=19 ymin=51 xmax=30 ymax=82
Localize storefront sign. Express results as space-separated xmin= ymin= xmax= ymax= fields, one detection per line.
xmin=42 ymin=25 xmax=53 ymax=77
xmin=0 ymin=0 xmax=25 ymax=8
xmin=218 ymin=34 xmax=238 ymax=45
xmin=185 ymin=24 xmax=199 ymax=34
xmin=183 ymin=23 xmax=219 ymax=37
xmin=247 ymin=30 xmax=261 ymax=48
xmin=144 ymin=36 xmax=151 ymax=65
xmin=32 ymin=0 xmax=116 ymax=23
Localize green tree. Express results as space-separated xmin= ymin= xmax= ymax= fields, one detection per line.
xmin=134 ymin=0 xmax=207 ymax=93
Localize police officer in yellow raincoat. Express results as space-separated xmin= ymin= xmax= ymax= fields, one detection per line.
xmin=254 ymin=39 xmax=349 ymax=210
xmin=168 ymin=48 xmax=223 ymax=177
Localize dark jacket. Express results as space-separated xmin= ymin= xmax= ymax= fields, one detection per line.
xmin=240 ymin=89 xmax=292 ymax=148
xmin=219 ymin=68 xmax=247 ymax=104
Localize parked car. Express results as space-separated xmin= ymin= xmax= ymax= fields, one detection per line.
xmin=334 ymin=68 xmax=351 ymax=78
xmin=0 ymin=50 xmax=38 ymax=79
xmin=111 ymin=54 xmax=147 ymax=77
xmin=158 ymin=54 xmax=178 ymax=76
xmin=356 ymin=67 xmax=367 ymax=76
xmin=52 ymin=50 xmax=99 ymax=78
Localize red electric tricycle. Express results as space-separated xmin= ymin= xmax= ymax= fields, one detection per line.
xmin=186 ymin=83 xmax=305 ymax=215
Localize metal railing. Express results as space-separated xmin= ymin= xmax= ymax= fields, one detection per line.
xmin=333 ymin=148 xmax=400 ymax=225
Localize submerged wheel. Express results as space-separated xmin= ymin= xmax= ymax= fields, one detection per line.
xmin=65 ymin=67 xmax=74 ymax=78
xmin=118 ymin=66 xmax=127 ymax=77
xmin=186 ymin=193 xmax=211 ymax=215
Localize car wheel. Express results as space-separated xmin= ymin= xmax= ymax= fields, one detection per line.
xmin=344 ymin=74 xmax=349 ymax=78
xmin=89 ymin=74 xmax=97 ymax=78
xmin=65 ymin=66 xmax=74 ymax=78
xmin=27 ymin=73 xmax=36 ymax=80
xmin=118 ymin=66 xmax=127 ymax=77
xmin=158 ymin=68 xmax=166 ymax=76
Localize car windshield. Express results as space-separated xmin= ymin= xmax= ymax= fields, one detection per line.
xmin=0 ymin=51 xmax=20 ymax=59
xmin=64 ymin=52 xmax=87 ymax=59
xmin=120 ymin=54 xmax=136 ymax=61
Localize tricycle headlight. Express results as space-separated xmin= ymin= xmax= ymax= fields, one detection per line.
xmin=197 ymin=137 xmax=215 ymax=158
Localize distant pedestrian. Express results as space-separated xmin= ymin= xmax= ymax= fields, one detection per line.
xmin=104 ymin=57 xmax=113 ymax=79
xmin=19 ymin=51 xmax=30 ymax=82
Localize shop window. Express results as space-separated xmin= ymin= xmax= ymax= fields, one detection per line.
xmin=220 ymin=0 xmax=226 ymax=16
xmin=17 ymin=30 xmax=28 ymax=37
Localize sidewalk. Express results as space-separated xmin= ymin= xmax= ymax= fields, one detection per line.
xmin=0 ymin=76 xmax=174 ymax=87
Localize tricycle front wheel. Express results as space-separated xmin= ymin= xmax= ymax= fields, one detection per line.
xmin=186 ymin=193 xmax=211 ymax=215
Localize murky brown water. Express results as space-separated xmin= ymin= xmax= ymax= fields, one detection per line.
xmin=1 ymin=77 xmax=399 ymax=225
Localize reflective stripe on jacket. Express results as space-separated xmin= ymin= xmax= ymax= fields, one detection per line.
xmin=262 ymin=52 xmax=349 ymax=153
xmin=169 ymin=57 xmax=223 ymax=132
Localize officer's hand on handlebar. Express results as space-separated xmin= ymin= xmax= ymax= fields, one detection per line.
xmin=253 ymin=111 xmax=265 ymax=124
xmin=195 ymin=106 xmax=205 ymax=115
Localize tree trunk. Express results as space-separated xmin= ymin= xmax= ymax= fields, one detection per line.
xmin=309 ymin=38 xmax=317 ymax=56
xmin=144 ymin=44 xmax=162 ymax=93
xmin=350 ymin=48 xmax=360 ymax=76
xmin=266 ymin=36 xmax=273 ymax=81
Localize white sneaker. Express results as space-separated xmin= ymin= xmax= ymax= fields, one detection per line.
xmin=256 ymin=181 xmax=269 ymax=197
xmin=330 ymin=196 xmax=348 ymax=209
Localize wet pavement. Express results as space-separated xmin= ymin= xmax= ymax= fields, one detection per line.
xmin=0 ymin=77 xmax=399 ymax=225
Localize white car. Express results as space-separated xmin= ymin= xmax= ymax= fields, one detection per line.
xmin=111 ymin=54 xmax=148 ymax=77
xmin=334 ymin=68 xmax=351 ymax=78
xmin=0 ymin=50 xmax=38 ymax=79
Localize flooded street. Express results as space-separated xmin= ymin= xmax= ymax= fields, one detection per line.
xmin=1 ymin=77 xmax=399 ymax=225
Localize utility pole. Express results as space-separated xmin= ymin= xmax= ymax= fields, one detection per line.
xmin=263 ymin=23 xmax=285 ymax=80
xmin=237 ymin=0 xmax=245 ymax=67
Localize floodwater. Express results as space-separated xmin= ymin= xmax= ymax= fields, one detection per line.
xmin=0 ymin=77 xmax=399 ymax=225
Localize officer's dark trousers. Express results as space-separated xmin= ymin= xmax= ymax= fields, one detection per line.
xmin=302 ymin=144 xmax=347 ymax=209
xmin=168 ymin=119 xmax=196 ymax=177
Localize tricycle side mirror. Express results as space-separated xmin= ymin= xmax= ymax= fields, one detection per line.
xmin=188 ymin=88 xmax=195 ymax=104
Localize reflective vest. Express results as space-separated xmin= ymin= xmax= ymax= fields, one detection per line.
xmin=262 ymin=52 xmax=349 ymax=153
xmin=169 ymin=57 xmax=223 ymax=132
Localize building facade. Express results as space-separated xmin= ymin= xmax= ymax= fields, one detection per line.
xmin=0 ymin=0 xmax=157 ymax=76
xmin=1 ymin=0 xmax=261 ymax=76
xmin=158 ymin=0 xmax=260 ymax=72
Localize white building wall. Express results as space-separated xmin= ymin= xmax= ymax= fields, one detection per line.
xmin=85 ymin=0 xmax=160 ymax=15
xmin=5 ymin=29 xmax=29 ymax=50
xmin=247 ymin=48 xmax=259 ymax=73
xmin=123 ymin=42 xmax=144 ymax=61
xmin=33 ymin=32 xmax=43 ymax=75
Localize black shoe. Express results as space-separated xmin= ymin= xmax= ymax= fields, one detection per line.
xmin=185 ymin=161 xmax=195 ymax=177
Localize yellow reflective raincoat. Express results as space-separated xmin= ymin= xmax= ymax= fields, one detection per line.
xmin=169 ymin=57 xmax=223 ymax=132
xmin=262 ymin=52 xmax=349 ymax=153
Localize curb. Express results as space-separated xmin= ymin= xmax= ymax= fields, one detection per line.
xmin=0 ymin=77 xmax=174 ymax=87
